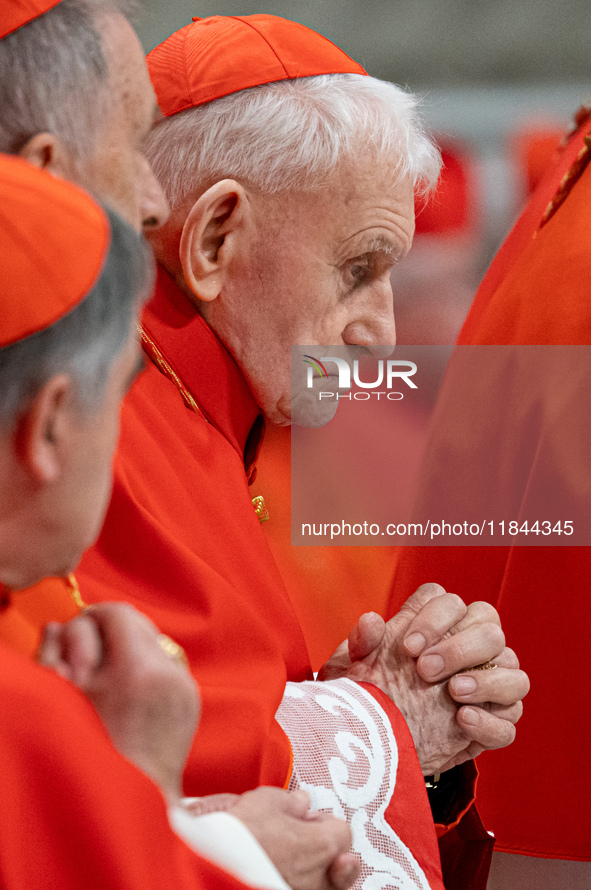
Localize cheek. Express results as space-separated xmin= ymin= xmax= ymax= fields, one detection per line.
xmin=83 ymin=412 xmax=121 ymax=533
xmin=95 ymin=154 xmax=139 ymax=230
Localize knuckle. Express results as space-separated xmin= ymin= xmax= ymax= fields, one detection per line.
xmin=497 ymin=646 xmax=520 ymax=669
xmin=330 ymin=817 xmax=353 ymax=851
xmin=445 ymin=592 xmax=468 ymax=618
xmin=291 ymin=789 xmax=311 ymax=808
xmin=483 ymin=714 xmax=516 ymax=748
xmin=520 ymin=670 xmax=531 ymax=697
xmin=468 ymin=601 xmax=501 ymax=624
xmin=416 ymin=582 xmax=447 ymax=601
xmin=501 ymin=721 xmax=517 ymax=747
xmin=485 ymin=623 xmax=505 ymax=653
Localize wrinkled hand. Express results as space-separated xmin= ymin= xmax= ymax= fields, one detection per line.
xmin=38 ymin=603 xmax=199 ymax=803
xmin=225 ymin=787 xmax=359 ymax=890
xmin=318 ymin=584 xmax=529 ymax=773
xmin=404 ymin=595 xmax=529 ymax=767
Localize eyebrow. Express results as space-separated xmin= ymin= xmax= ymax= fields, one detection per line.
xmin=366 ymin=236 xmax=399 ymax=258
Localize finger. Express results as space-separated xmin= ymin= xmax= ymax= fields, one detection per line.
xmin=418 ymin=622 xmax=505 ymax=681
xmin=402 ymin=591 xmax=467 ymax=656
xmin=37 ymin=622 xmax=71 ymax=678
xmin=185 ymin=794 xmax=240 ymax=816
xmin=444 ymin=600 xmax=501 ymax=634
xmin=493 ymin=647 xmax=520 ymax=669
xmin=58 ymin=615 xmax=104 ymax=688
xmin=448 ymin=666 xmax=530 ymax=706
xmin=456 ymin=705 xmax=517 ymax=749
xmin=486 ymin=701 xmax=524 ymax=724
xmin=438 ymin=741 xmax=486 ymax=771
xmin=316 ymin=815 xmax=353 ymax=856
xmin=283 ymin=788 xmax=312 ymax=819
xmin=327 ymin=854 xmax=361 ymax=890
xmin=83 ymin=602 xmax=160 ymax=669
xmin=397 ymin=582 xmax=448 ymax=621
xmin=348 ymin=612 xmax=385 ymax=662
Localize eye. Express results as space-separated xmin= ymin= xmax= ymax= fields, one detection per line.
xmin=344 ymin=256 xmax=371 ymax=289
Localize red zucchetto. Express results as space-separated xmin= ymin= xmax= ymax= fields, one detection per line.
xmin=0 ymin=154 xmax=109 ymax=348
xmin=147 ymin=14 xmax=367 ymax=118
xmin=0 ymin=0 xmax=63 ymax=39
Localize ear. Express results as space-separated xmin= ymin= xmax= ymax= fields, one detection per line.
xmin=16 ymin=375 xmax=73 ymax=484
xmin=179 ymin=179 xmax=250 ymax=303
xmin=19 ymin=132 xmax=74 ymax=178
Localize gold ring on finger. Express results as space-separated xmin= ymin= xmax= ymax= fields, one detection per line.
xmin=157 ymin=633 xmax=188 ymax=667
xmin=459 ymin=660 xmax=498 ymax=673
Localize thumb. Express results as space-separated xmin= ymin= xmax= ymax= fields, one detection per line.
xmin=392 ymin=583 xmax=448 ymax=624
xmin=328 ymin=854 xmax=361 ymax=890
xmin=348 ymin=612 xmax=386 ymax=662
xmin=386 ymin=582 xmax=450 ymax=644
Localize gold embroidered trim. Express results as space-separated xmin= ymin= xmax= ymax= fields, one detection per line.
xmin=252 ymin=495 xmax=270 ymax=524
xmin=138 ymin=325 xmax=266 ymax=522
xmin=538 ymin=135 xmax=591 ymax=231
xmin=66 ymin=573 xmax=86 ymax=610
xmin=138 ymin=323 xmax=206 ymax=419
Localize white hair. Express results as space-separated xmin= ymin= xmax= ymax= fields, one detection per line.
xmin=146 ymin=74 xmax=442 ymax=207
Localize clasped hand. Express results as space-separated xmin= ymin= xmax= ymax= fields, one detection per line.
xmin=318 ymin=583 xmax=530 ymax=774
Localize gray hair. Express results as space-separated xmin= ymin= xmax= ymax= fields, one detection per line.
xmin=0 ymin=208 xmax=153 ymax=428
xmin=146 ymin=74 xmax=441 ymax=207
xmin=0 ymin=0 xmax=136 ymax=167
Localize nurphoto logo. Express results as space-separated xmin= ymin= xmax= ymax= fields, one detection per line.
xmin=302 ymin=355 xmax=418 ymax=401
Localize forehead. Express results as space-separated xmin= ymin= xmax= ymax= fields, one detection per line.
xmin=265 ymin=158 xmax=415 ymax=257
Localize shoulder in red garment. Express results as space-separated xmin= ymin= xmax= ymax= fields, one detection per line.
xmin=390 ymin=110 xmax=591 ymax=860
xmin=460 ymin=114 xmax=591 ymax=343
xmin=0 ymin=641 xmax=252 ymax=890
xmin=79 ymin=265 xmax=311 ymax=796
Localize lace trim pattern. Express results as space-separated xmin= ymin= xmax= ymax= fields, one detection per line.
xmin=277 ymin=679 xmax=431 ymax=890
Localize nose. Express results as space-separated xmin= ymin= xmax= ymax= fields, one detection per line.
xmin=342 ymin=280 xmax=397 ymax=356
xmin=140 ymin=160 xmax=170 ymax=232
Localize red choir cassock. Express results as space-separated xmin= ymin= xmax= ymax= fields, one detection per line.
xmin=389 ymin=110 xmax=591 ymax=861
xmin=0 ymin=641 xmax=256 ymax=890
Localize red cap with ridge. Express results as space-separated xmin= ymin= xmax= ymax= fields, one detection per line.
xmin=147 ymin=14 xmax=367 ymax=118
xmin=0 ymin=154 xmax=110 ymax=348
xmin=0 ymin=0 xmax=63 ymax=40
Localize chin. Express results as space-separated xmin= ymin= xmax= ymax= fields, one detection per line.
xmin=289 ymin=388 xmax=340 ymax=428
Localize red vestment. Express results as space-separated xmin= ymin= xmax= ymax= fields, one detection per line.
xmin=78 ymin=268 xmax=449 ymax=888
xmin=389 ymin=114 xmax=591 ymax=860
xmin=0 ymin=640 xmax=254 ymax=890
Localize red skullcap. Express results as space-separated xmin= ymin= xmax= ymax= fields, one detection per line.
xmin=147 ymin=14 xmax=367 ymax=118
xmin=0 ymin=155 xmax=110 ymax=348
xmin=0 ymin=0 xmax=63 ymax=39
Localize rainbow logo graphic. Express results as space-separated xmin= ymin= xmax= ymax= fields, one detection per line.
xmin=302 ymin=355 xmax=329 ymax=378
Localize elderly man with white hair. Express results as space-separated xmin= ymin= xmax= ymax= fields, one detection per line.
xmin=80 ymin=15 xmax=530 ymax=890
